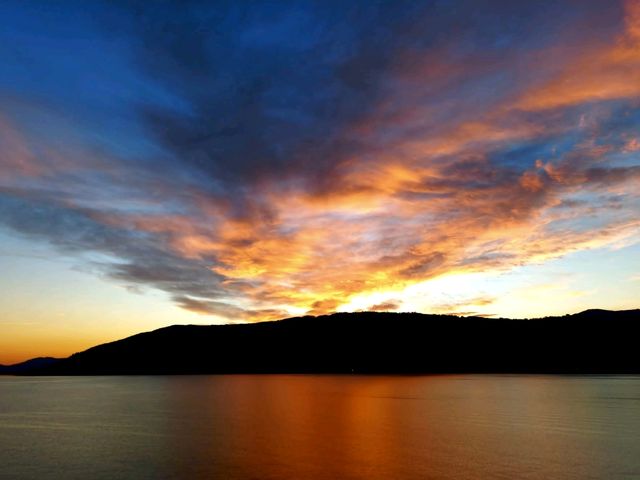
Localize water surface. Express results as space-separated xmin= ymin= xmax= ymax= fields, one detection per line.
xmin=1 ymin=375 xmax=639 ymax=479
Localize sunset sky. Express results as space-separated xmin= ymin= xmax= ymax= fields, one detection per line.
xmin=1 ymin=0 xmax=639 ymax=363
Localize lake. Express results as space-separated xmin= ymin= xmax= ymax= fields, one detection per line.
xmin=0 ymin=375 xmax=638 ymax=479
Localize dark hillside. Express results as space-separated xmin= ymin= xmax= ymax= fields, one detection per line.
xmin=18 ymin=309 xmax=640 ymax=375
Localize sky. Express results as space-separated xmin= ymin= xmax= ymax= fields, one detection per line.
xmin=1 ymin=0 xmax=639 ymax=363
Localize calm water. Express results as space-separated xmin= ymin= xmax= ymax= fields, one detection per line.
xmin=0 ymin=375 xmax=639 ymax=480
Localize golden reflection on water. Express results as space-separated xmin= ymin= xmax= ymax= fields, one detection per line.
xmin=161 ymin=375 xmax=640 ymax=479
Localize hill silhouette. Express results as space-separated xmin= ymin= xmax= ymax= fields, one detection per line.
xmin=8 ymin=309 xmax=639 ymax=375
xmin=0 ymin=357 xmax=59 ymax=375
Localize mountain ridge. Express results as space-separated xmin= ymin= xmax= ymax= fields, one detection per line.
xmin=4 ymin=309 xmax=640 ymax=375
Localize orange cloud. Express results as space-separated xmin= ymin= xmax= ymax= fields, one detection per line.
xmin=516 ymin=0 xmax=640 ymax=111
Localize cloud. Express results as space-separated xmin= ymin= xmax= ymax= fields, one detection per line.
xmin=515 ymin=0 xmax=640 ymax=111
xmin=368 ymin=300 xmax=401 ymax=312
xmin=0 ymin=193 xmax=228 ymax=305
xmin=0 ymin=0 xmax=639 ymax=322
xmin=447 ymin=312 xmax=496 ymax=318
xmin=430 ymin=296 xmax=497 ymax=316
